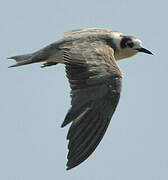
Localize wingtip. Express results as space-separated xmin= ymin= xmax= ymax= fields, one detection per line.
xmin=66 ymin=164 xmax=75 ymax=171
xmin=61 ymin=115 xmax=70 ymax=128
xmin=61 ymin=111 xmax=74 ymax=128
xmin=61 ymin=122 xmax=66 ymax=128
xmin=8 ymin=64 xmax=19 ymax=68
xmin=66 ymin=167 xmax=71 ymax=170
xmin=8 ymin=65 xmax=13 ymax=68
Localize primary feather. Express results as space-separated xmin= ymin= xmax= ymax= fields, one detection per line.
xmin=8 ymin=28 xmax=152 ymax=170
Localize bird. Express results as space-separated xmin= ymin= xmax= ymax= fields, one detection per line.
xmin=8 ymin=28 xmax=153 ymax=170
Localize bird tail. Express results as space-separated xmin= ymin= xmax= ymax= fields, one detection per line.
xmin=8 ymin=53 xmax=59 ymax=68
xmin=8 ymin=53 xmax=40 ymax=68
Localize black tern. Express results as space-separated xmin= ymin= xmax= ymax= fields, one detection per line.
xmin=8 ymin=28 xmax=153 ymax=170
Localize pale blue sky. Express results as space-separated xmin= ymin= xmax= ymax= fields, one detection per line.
xmin=0 ymin=0 xmax=168 ymax=179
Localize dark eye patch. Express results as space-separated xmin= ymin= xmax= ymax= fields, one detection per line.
xmin=120 ymin=37 xmax=133 ymax=48
xmin=126 ymin=42 xmax=134 ymax=48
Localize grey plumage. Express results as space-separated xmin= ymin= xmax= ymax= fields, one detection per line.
xmin=8 ymin=28 xmax=152 ymax=170
xmin=61 ymin=39 xmax=122 ymax=169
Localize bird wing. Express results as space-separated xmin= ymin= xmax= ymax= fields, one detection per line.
xmin=61 ymin=39 xmax=122 ymax=170
xmin=64 ymin=28 xmax=122 ymax=39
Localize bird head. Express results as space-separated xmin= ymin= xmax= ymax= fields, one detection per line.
xmin=113 ymin=35 xmax=153 ymax=60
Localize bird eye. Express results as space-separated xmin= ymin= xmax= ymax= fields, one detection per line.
xmin=120 ymin=37 xmax=134 ymax=48
xmin=126 ymin=41 xmax=134 ymax=48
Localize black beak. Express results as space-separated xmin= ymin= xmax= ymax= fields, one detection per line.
xmin=136 ymin=48 xmax=153 ymax=55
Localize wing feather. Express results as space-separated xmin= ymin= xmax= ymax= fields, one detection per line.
xmin=61 ymin=39 xmax=122 ymax=170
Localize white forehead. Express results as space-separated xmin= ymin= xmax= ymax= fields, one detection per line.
xmin=112 ymin=32 xmax=142 ymax=43
xmin=132 ymin=38 xmax=142 ymax=47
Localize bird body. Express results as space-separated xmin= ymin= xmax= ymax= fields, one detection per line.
xmin=8 ymin=28 xmax=153 ymax=170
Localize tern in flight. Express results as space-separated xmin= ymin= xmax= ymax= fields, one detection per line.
xmin=9 ymin=28 xmax=153 ymax=170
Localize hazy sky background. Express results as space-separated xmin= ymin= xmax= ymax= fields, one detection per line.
xmin=0 ymin=0 xmax=168 ymax=179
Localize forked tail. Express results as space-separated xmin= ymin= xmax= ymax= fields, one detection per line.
xmin=8 ymin=40 xmax=64 ymax=68
xmin=8 ymin=53 xmax=39 ymax=68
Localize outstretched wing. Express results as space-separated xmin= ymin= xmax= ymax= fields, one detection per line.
xmin=64 ymin=28 xmax=122 ymax=39
xmin=61 ymin=39 xmax=122 ymax=170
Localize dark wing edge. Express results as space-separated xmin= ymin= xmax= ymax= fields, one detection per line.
xmin=61 ymin=40 xmax=122 ymax=170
